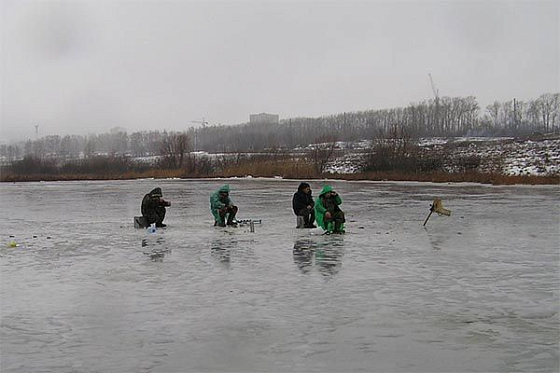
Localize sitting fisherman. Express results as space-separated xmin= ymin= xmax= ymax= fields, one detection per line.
xmin=314 ymin=185 xmax=345 ymax=234
xmin=141 ymin=187 xmax=171 ymax=228
xmin=292 ymin=182 xmax=316 ymax=228
xmin=210 ymin=184 xmax=238 ymax=227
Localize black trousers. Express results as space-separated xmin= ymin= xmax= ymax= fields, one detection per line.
xmin=144 ymin=206 xmax=166 ymax=226
xmin=296 ymin=208 xmax=315 ymax=227
xmin=215 ymin=205 xmax=238 ymax=226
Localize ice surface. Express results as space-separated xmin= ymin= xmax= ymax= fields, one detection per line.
xmin=1 ymin=179 xmax=558 ymax=372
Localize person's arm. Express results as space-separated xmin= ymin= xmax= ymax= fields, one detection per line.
xmin=334 ymin=194 xmax=342 ymax=205
xmin=314 ymin=198 xmax=326 ymax=215
xmin=210 ymin=193 xmax=225 ymax=209
xmin=308 ymin=196 xmax=315 ymax=208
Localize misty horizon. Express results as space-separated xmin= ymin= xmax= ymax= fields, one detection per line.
xmin=1 ymin=0 xmax=558 ymax=142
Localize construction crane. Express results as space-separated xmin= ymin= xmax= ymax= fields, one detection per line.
xmin=428 ymin=73 xmax=440 ymax=132
xmin=191 ymin=118 xmax=208 ymax=128
xmin=190 ymin=118 xmax=208 ymax=151
xmin=428 ymin=73 xmax=439 ymax=99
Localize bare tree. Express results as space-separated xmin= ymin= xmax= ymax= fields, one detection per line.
xmin=84 ymin=137 xmax=96 ymax=158
xmin=536 ymin=93 xmax=560 ymax=132
xmin=129 ymin=132 xmax=146 ymax=157
xmin=310 ymin=135 xmax=337 ymax=175
xmin=160 ymin=133 xmax=191 ymax=168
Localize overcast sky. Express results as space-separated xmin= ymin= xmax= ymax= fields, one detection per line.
xmin=1 ymin=0 xmax=558 ymax=141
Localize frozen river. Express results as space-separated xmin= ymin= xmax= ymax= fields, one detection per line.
xmin=1 ymin=178 xmax=558 ymax=372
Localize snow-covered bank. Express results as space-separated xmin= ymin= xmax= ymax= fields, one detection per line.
xmin=323 ymin=136 xmax=560 ymax=176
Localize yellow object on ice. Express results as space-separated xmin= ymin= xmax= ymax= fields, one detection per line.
xmin=431 ymin=198 xmax=451 ymax=216
xmin=423 ymin=198 xmax=452 ymax=226
xmin=8 ymin=241 xmax=17 ymax=248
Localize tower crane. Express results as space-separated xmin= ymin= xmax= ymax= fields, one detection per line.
xmin=428 ymin=73 xmax=440 ymax=132
xmin=190 ymin=118 xmax=208 ymax=151
xmin=191 ymin=118 xmax=208 ymax=128
xmin=428 ymin=73 xmax=439 ymax=99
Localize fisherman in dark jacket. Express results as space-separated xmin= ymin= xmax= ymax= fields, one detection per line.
xmin=141 ymin=187 xmax=171 ymax=227
xmin=292 ymin=182 xmax=316 ymax=228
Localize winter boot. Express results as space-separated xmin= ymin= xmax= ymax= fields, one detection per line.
xmin=334 ymin=221 xmax=345 ymax=234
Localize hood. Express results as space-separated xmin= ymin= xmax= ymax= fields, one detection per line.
xmin=218 ymin=184 xmax=230 ymax=193
xmin=149 ymin=187 xmax=163 ymax=197
xmin=319 ymin=185 xmax=333 ymax=196
xmin=297 ymin=182 xmax=310 ymax=192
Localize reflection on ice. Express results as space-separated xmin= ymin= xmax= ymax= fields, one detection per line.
xmin=141 ymin=235 xmax=171 ymax=262
xmin=293 ymin=238 xmax=313 ymax=273
xmin=210 ymin=236 xmax=236 ymax=268
xmin=293 ymin=234 xmax=344 ymax=276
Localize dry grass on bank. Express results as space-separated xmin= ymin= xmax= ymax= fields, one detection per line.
xmin=1 ymin=158 xmax=558 ymax=185
xmin=214 ymin=160 xmax=316 ymax=179
xmin=0 ymin=169 xmax=195 ymax=182
xmin=339 ymin=171 xmax=559 ymax=185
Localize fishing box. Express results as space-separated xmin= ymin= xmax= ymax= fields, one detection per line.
xmin=134 ymin=216 xmax=148 ymax=229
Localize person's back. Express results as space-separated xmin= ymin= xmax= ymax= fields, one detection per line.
xmin=141 ymin=192 xmax=157 ymax=216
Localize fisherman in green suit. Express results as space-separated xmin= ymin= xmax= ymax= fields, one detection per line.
xmin=314 ymin=185 xmax=345 ymax=234
xmin=210 ymin=184 xmax=238 ymax=227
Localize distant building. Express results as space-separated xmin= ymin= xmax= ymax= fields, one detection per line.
xmin=110 ymin=127 xmax=127 ymax=134
xmin=249 ymin=113 xmax=279 ymax=124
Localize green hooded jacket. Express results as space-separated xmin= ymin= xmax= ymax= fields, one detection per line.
xmin=314 ymin=185 xmax=342 ymax=229
xmin=210 ymin=184 xmax=232 ymax=221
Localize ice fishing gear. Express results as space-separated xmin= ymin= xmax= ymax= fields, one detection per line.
xmin=236 ymin=219 xmax=262 ymax=225
xmin=423 ymin=198 xmax=451 ymax=226
xmin=134 ymin=216 xmax=148 ymax=228
xmin=235 ymin=219 xmax=262 ymax=233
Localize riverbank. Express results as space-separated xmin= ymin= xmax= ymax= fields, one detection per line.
xmin=2 ymin=136 xmax=559 ymax=185
xmin=1 ymin=169 xmax=558 ymax=185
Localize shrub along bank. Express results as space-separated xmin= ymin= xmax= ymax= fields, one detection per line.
xmin=1 ymin=154 xmax=558 ymax=185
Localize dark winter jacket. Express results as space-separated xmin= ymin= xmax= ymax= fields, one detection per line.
xmin=141 ymin=187 xmax=170 ymax=223
xmin=292 ymin=182 xmax=314 ymax=215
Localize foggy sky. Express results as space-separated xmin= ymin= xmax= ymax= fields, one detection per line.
xmin=1 ymin=0 xmax=558 ymax=141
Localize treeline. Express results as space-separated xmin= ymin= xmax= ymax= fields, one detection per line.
xmin=3 ymin=148 xmax=557 ymax=185
xmin=197 ymin=93 xmax=558 ymax=152
xmin=1 ymin=93 xmax=558 ymax=161
xmin=1 ymin=151 xmax=318 ymax=182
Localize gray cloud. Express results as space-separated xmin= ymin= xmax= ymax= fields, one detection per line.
xmin=1 ymin=0 xmax=558 ymax=141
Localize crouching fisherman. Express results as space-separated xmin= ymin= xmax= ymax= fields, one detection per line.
xmin=292 ymin=182 xmax=316 ymax=228
xmin=315 ymin=185 xmax=345 ymax=234
xmin=210 ymin=184 xmax=238 ymax=227
xmin=141 ymin=187 xmax=171 ymax=228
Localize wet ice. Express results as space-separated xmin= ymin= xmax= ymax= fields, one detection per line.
xmin=1 ymin=179 xmax=558 ymax=372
